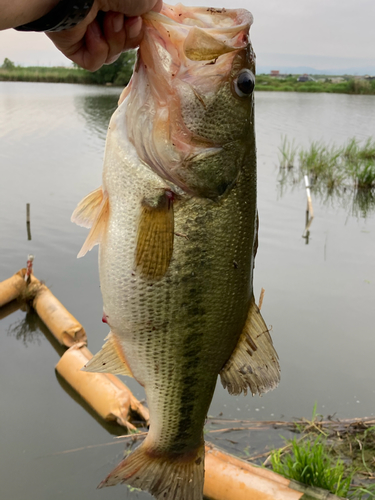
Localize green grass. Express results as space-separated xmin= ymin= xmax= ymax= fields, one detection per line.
xmin=0 ymin=52 xmax=135 ymax=86
xmin=279 ymin=137 xmax=375 ymax=190
xmin=277 ymin=137 xmax=375 ymax=217
xmin=0 ymin=66 xmax=91 ymax=84
xmin=255 ymin=74 xmax=375 ymax=95
xmin=270 ymin=436 xmax=352 ymax=496
xmin=278 ymin=136 xmax=298 ymax=168
xmin=267 ymin=406 xmax=375 ymax=499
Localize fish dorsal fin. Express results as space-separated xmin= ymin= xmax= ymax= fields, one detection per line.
xmin=135 ymin=191 xmax=174 ymax=281
xmin=183 ymin=26 xmax=236 ymax=61
xmin=220 ymin=295 xmax=280 ymax=396
xmin=82 ymin=332 xmax=134 ymax=378
xmin=76 ymin=192 xmax=109 ymax=258
xmin=71 ymin=187 xmax=104 ymax=228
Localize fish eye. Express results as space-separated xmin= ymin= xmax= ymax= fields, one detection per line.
xmin=234 ymin=69 xmax=255 ymax=97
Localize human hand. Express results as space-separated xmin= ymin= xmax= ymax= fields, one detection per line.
xmin=47 ymin=0 xmax=163 ymax=71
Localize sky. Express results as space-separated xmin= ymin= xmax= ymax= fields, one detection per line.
xmin=0 ymin=0 xmax=375 ymax=73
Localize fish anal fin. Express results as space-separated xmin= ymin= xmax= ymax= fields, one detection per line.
xmin=220 ymin=295 xmax=280 ymax=396
xmin=82 ymin=332 xmax=133 ymax=378
xmin=71 ymin=187 xmax=104 ymax=228
xmin=77 ymin=193 xmax=109 ymax=258
xmin=135 ymin=191 xmax=174 ymax=281
xmin=99 ymin=439 xmax=205 ymax=500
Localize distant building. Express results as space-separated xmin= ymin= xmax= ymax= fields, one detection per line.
xmin=269 ymin=70 xmax=290 ymax=78
xmin=297 ymin=74 xmax=316 ymax=82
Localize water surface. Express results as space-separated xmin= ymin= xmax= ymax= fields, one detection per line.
xmin=0 ymin=83 xmax=374 ymax=499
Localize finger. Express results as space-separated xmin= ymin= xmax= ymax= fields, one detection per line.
xmin=99 ymin=0 xmax=163 ymax=17
xmin=77 ymin=20 xmax=109 ymax=71
xmin=123 ymin=16 xmax=143 ymax=51
xmin=102 ymin=11 xmax=126 ymax=64
xmin=152 ymin=0 xmax=163 ymax=13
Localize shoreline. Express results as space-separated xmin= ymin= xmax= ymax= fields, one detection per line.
xmin=1 ymin=66 xmax=375 ymax=95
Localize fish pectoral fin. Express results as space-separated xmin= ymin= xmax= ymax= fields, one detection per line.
xmin=98 ymin=439 xmax=205 ymax=500
xmin=71 ymin=187 xmax=104 ymax=228
xmin=135 ymin=191 xmax=174 ymax=281
xmin=82 ymin=332 xmax=133 ymax=378
xmin=76 ymin=192 xmax=109 ymax=258
xmin=220 ymin=295 xmax=280 ymax=396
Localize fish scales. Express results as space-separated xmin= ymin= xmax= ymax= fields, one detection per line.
xmin=72 ymin=4 xmax=280 ymax=499
xmin=100 ymin=102 xmax=256 ymax=452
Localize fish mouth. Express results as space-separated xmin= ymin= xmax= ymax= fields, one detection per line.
xmin=124 ymin=4 xmax=253 ymax=198
xmin=143 ymin=4 xmax=252 ymax=44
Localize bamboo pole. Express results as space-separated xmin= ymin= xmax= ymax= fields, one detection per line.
xmin=29 ymin=275 xmax=87 ymax=347
xmin=303 ymin=175 xmax=314 ymax=240
xmin=204 ymin=444 xmax=345 ymax=500
xmin=0 ymin=269 xmax=26 ymax=307
xmin=56 ymin=343 xmax=149 ymax=430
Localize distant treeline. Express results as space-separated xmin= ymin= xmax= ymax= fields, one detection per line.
xmin=256 ymin=74 xmax=375 ymax=95
xmin=0 ymin=53 xmax=135 ymax=86
xmin=1 ymin=57 xmax=375 ymax=94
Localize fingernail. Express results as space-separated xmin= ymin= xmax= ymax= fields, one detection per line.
xmin=127 ymin=16 xmax=142 ymax=39
xmin=113 ymin=13 xmax=124 ymax=33
xmin=90 ymin=21 xmax=102 ymax=39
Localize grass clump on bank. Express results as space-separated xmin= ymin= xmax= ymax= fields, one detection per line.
xmin=267 ymin=408 xmax=375 ymax=499
xmin=271 ymin=436 xmax=352 ymax=497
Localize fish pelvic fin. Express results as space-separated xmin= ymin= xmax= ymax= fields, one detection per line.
xmin=71 ymin=187 xmax=103 ymax=228
xmin=99 ymin=440 xmax=205 ymax=500
xmin=220 ymin=295 xmax=280 ymax=396
xmin=74 ymin=190 xmax=109 ymax=258
xmin=82 ymin=332 xmax=133 ymax=378
xmin=135 ymin=191 xmax=174 ymax=281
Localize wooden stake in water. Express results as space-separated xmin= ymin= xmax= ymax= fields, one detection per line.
xmin=303 ymin=175 xmax=314 ymax=241
xmin=26 ymin=203 xmax=31 ymax=240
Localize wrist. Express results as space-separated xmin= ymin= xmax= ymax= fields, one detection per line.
xmin=1 ymin=0 xmax=59 ymax=31
xmin=14 ymin=0 xmax=95 ymax=32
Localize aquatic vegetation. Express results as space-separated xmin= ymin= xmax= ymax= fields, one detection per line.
xmin=278 ymin=136 xmax=375 ymax=217
xmin=278 ymin=135 xmax=298 ymax=169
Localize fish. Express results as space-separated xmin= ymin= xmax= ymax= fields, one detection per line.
xmin=71 ymin=3 xmax=280 ymax=500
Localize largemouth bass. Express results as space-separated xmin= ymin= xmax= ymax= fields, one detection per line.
xmin=72 ymin=4 xmax=280 ymax=499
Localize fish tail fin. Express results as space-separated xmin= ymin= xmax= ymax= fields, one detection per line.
xmin=99 ymin=440 xmax=205 ymax=500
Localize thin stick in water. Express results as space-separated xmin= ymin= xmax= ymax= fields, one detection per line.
xmin=26 ymin=203 xmax=31 ymax=240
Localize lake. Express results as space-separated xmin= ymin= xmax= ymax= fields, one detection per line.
xmin=0 ymin=82 xmax=374 ymax=499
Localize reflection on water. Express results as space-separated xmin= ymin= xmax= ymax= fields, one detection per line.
xmin=352 ymin=188 xmax=375 ymax=218
xmin=7 ymin=307 xmax=43 ymax=346
xmin=277 ymin=167 xmax=375 ymax=221
xmin=56 ymin=371 xmax=128 ymax=437
xmin=75 ymin=91 xmax=120 ymax=141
